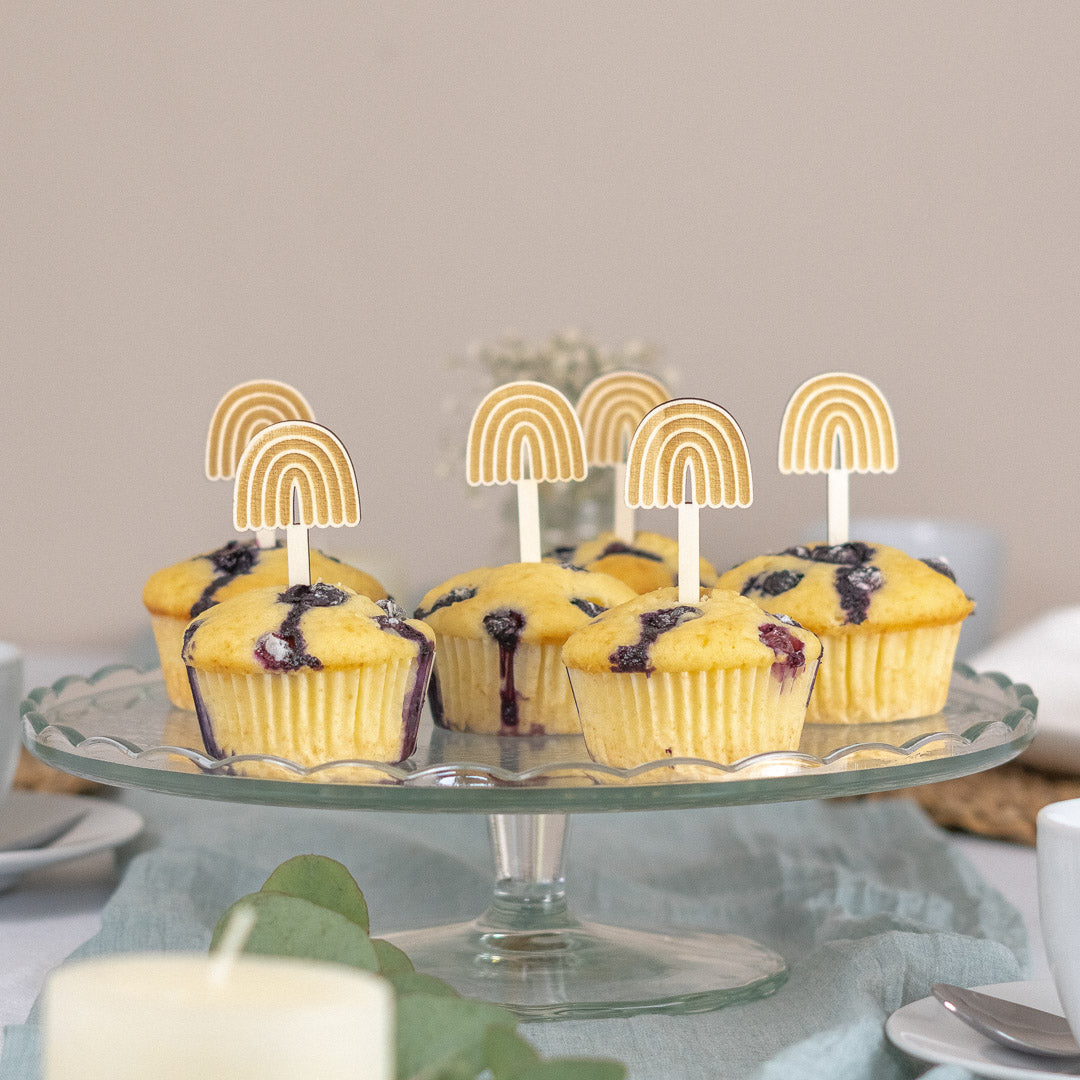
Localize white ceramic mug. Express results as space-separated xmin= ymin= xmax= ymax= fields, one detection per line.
xmin=1037 ymin=798 xmax=1080 ymax=1033
xmin=0 ymin=642 xmax=24 ymax=809
xmin=849 ymin=517 xmax=1003 ymax=660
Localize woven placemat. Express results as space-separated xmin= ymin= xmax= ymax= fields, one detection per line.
xmin=854 ymin=761 xmax=1080 ymax=846
xmin=13 ymin=747 xmax=104 ymax=796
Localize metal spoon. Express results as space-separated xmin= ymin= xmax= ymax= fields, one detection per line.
xmin=932 ymin=983 xmax=1080 ymax=1059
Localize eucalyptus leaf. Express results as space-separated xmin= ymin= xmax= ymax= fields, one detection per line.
xmin=211 ymin=891 xmax=378 ymax=972
xmin=385 ymin=970 xmax=460 ymax=998
xmin=395 ymin=993 xmax=516 ymax=1080
xmin=408 ymin=1053 xmax=485 ymax=1080
xmin=209 ymin=857 xmax=628 ymax=1080
xmin=259 ymin=854 xmax=369 ymax=931
xmin=372 ymin=937 xmax=414 ymax=975
xmin=482 ymin=1025 xmax=540 ymax=1078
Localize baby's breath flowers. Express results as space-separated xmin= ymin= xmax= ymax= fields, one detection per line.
xmin=439 ymin=329 xmax=673 ymax=549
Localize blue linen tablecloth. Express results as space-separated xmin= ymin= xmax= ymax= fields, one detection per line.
xmin=1 ymin=789 xmax=1025 ymax=1079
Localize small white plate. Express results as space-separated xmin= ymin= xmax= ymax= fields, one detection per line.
xmin=887 ymin=980 xmax=1080 ymax=1079
xmin=0 ymin=791 xmax=143 ymax=892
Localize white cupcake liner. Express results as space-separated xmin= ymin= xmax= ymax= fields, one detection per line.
xmin=432 ymin=635 xmax=580 ymax=735
xmin=189 ymin=658 xmax=422 ymax=770
xmin=149 ymin=615 xmax=195 ymax=710
xmin=808 ymin=622 xmax=963 ymax=724
xmin=567 ymin=662 xmax=815 ymax=769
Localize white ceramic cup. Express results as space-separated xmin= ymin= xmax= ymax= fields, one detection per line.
xmin=1037 ymin=798 xmax=1080 ymax=1033
xmin=849 ymin=517 xmax=1003 ymax=660
xmin=0 ymin=642 xmax=24 ymax=810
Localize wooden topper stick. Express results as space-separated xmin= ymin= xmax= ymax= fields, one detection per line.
xmin=206 ymin=380 xmax=315 ymax=549
xmin=626 ymin=399 xmax=753 ymax=604
xmin=778 ymin=372 xmax=898 ymax=544
xmin=233 ymin=420 xmax=360 ymax=587
xmin=466 ymin=381 xmax=587 ymax=563
xmin=577 ymin=371 xmax=669 ymax=543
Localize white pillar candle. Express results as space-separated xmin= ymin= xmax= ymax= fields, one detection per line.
xmin=42 ymin=953 xmax=393 ymax=1080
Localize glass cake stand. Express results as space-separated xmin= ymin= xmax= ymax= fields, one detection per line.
xmin=21 ymin=663 xmax=1036 ymax=1021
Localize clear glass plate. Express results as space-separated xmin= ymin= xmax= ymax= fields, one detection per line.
xmin=20 ymin=662 xmax=1039 ymax=1020
xmin=21 ymin=662 xmax=1036 ymax=814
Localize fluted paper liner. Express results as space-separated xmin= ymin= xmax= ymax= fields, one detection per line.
xmin=150 ymin=614 xmax=198 ymax=711
xmin=431 ymin=636 xmax=581 ymax=736
xmin=189 ymin=659 xmax=425 ymax=778
xmin=567 ymin=663 xmax=815 ymax=777
xmin=806 ymin=622 xmax=963 ymax=724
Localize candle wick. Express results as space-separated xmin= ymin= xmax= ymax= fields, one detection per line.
xmin=209 ymin=904 xmax=257 ymax=987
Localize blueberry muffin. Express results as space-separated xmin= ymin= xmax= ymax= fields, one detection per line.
xmin=414 ymin=562 xmax=638 ymax=735
xmin=561 ymin=587 xmax=822 ymax=767
xmin=716 ymin=541 xmax=974 ymax=723
xmin=182 ymin=583 xmax=433 ymax=770
xmin=547 ymin=530 xmax=718 ymax=594
xmin=143 ymin=540 xmax=387 ymax=709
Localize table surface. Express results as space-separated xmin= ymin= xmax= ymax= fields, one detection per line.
xmin=0 ymin=647 xmax=1052 ymax=1059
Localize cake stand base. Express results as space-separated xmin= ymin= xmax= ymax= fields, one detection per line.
xmin=386 ymin=916 xmax=787 ymax=1021
xmin=384 ymin=812 xmax=788 ymax=1020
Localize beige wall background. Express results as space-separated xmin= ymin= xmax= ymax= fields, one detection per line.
xmin=2 ymin=2 xmax=1076 ymax=654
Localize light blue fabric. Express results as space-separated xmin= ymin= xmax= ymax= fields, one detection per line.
xmin=2 ymin=790 xmax=1027 ymax=1079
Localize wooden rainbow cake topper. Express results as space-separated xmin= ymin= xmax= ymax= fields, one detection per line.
xmin=466 ymin=380 xmax=587 ymax=563
xmin=206 ymin=380 xmax=315 ymax=549
xmin=778 ymin=372 xmax=897 ymax=544
xmin=576 ymin=370 xmax=669 ymax=543
xmin=233 ymin=419 xmax=360 ymax=587
xmin=626 ymin=398 xmax=753 ymax=603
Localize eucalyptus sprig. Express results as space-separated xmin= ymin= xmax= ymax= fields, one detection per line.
xmin=210 ymin=855 xmax=626 ymax=1080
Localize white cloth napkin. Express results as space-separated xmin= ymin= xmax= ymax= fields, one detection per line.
xmin=969 ymin=606 xmax=1080 ymax=774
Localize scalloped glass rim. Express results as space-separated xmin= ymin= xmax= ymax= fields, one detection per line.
xmin=20 ymin=662 xmax=1037 ymax=812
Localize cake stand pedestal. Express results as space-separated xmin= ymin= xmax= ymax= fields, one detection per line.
xmin=21 ymin=663 xmax=1036 ymax=1021
xmin=388 ymin=813 xmax=786 ymax=1019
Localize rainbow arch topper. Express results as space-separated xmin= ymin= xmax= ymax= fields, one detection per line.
xmin=577 ymin=371 xmax=670 ymax=468
xmin=626 ymin=399 xmax=753 ymax=604
xmin=778 ymin=372 xmax=898 ymax=545
xmin=626 ymin=398 xmax=753 ymax=510
xmin=205 ymin=380 xmax=315 ymax=482
xmin=234 ymin=420 xmax=360 ymax=532
xmin=467 ymin=380 xmax=587 ymax=487
xmin=778 ymin=372 xmax=897 ymax=476
xmin=466 ymin=381 xmax=586 ymax=563
xmin=233 ymin=420 xmax=360 ymax=587
xmin=577 ymin=370 xmax=670 ymax=542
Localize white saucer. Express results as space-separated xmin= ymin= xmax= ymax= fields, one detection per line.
xmin=887 ymin=980 xmax=1080 ymax=1079
xmin=0 ymin=791 xmax=143 ymax=892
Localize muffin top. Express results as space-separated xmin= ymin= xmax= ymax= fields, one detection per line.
xmin=715 ymin=541 xmax=975 ymax=634
xmin=414 ymin=561 xmax=638 ymax=645
xmin=143 ymin=539 xmax=388 ymax=620
xmin=561 ymin=586 xmax=822 ymax=679
xmin=182 ymin=583 xmax=433 ymax=674
xmin=548 ymin=530 xmax=719 ymax=594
